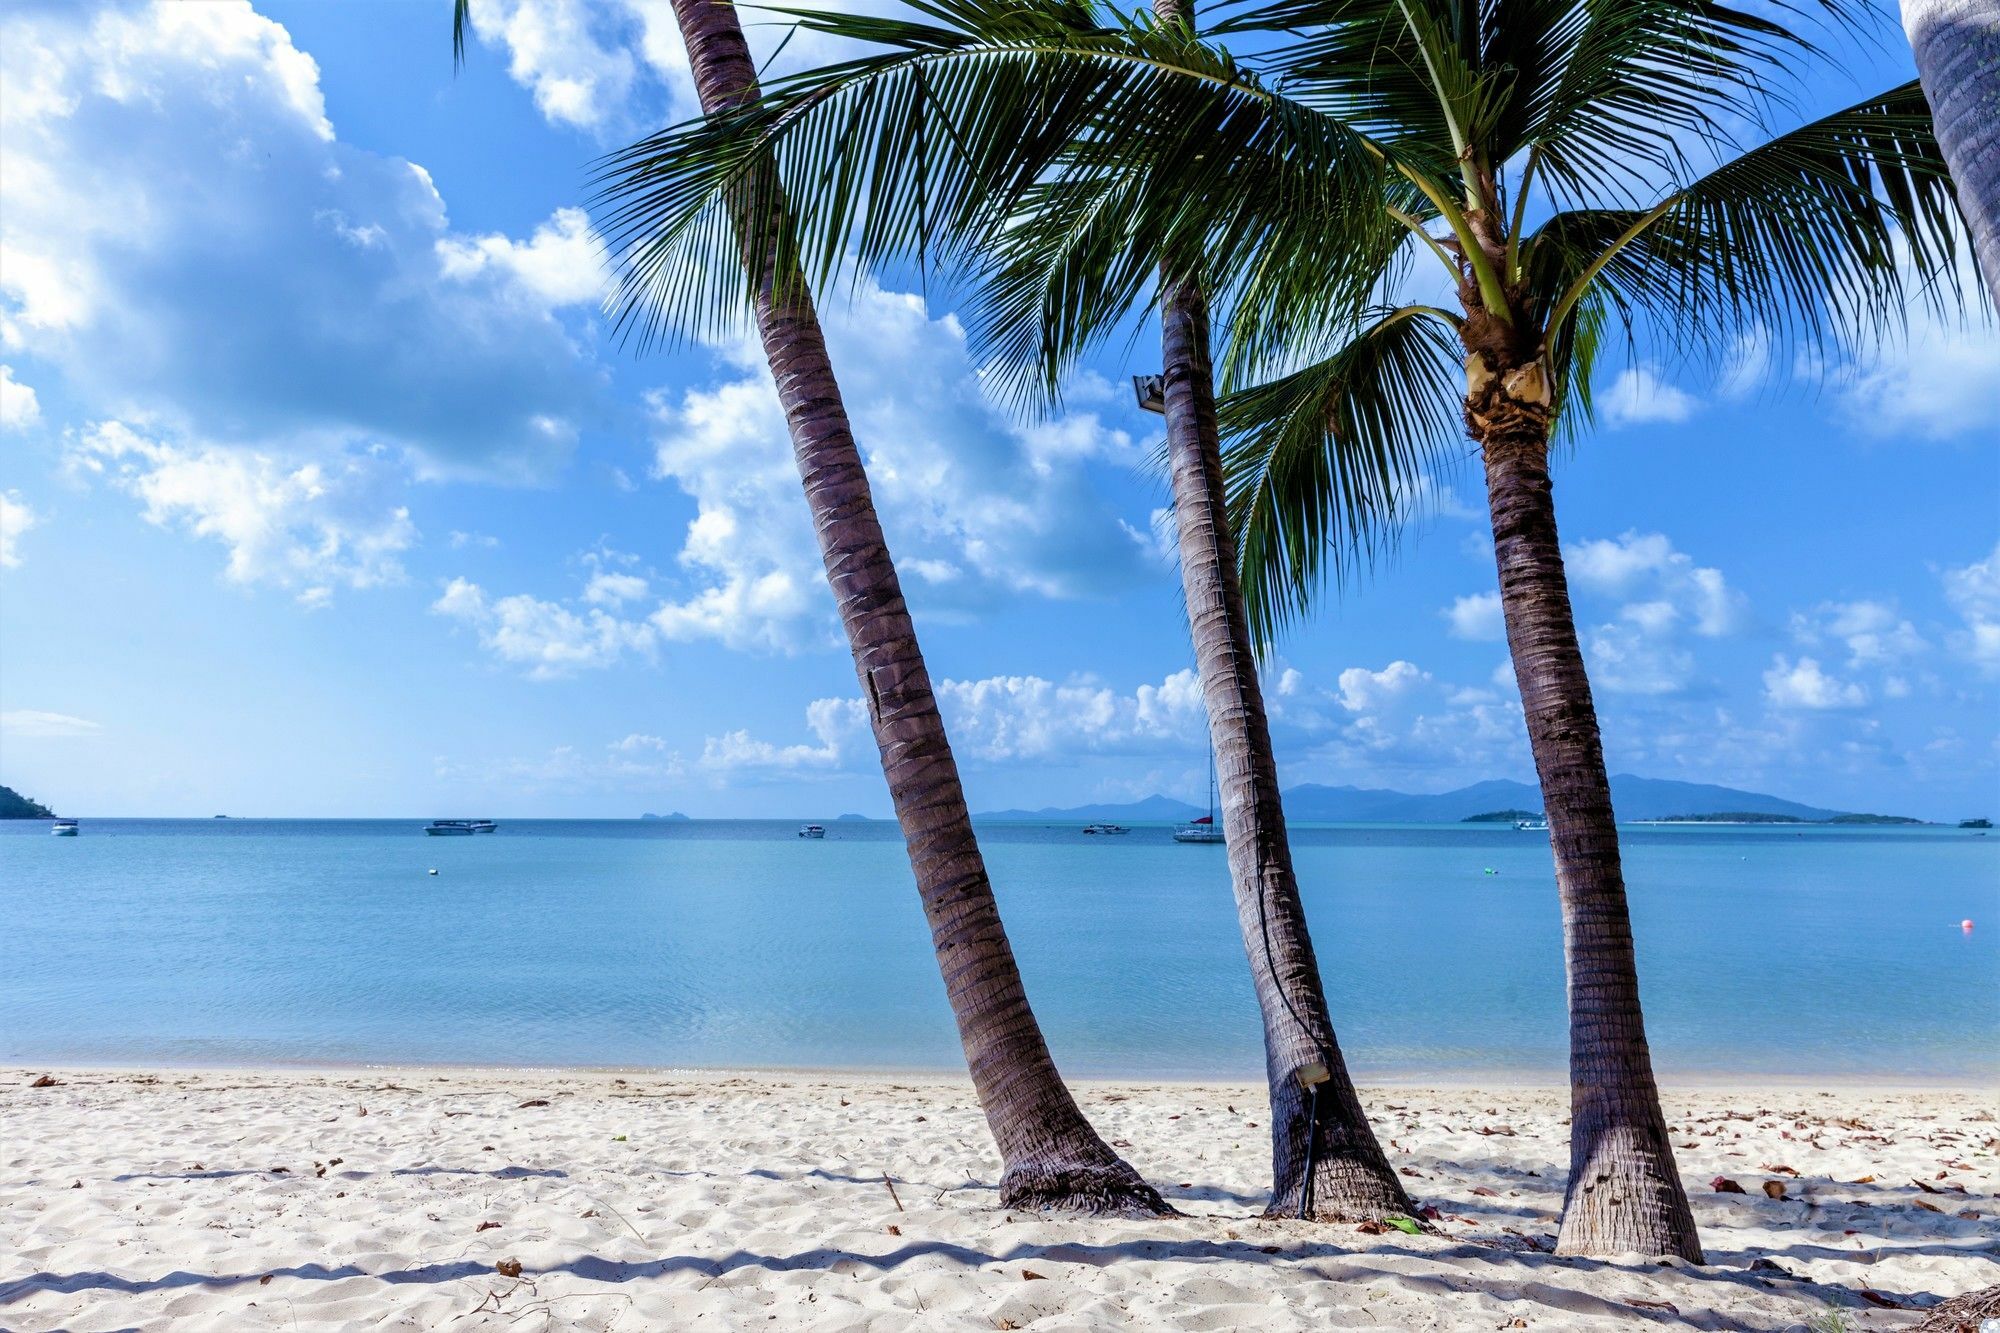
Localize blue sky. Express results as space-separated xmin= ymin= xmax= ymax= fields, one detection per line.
xmin=1 ymin=0 xmax=1995 ymax=821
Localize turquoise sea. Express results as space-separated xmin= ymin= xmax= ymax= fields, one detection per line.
xmin=1 ymin=819 xmax=1993 ymax=1081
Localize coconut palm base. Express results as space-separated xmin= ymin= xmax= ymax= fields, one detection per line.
xmin=999 ymin=1161 xmax=1176 ymax=1216
xmin=1555 ymin=1126 xmax=1703 ymax=1262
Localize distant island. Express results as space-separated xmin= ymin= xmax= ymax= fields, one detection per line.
xmin=1651 ymin=811 xmax=1927 ymax=825
xmin=0 ymin=784 xmax=57 ymax=819
xmin=979 ymin=775 xmax=1924 ymax=825
xmin=640 ymin=812 xmax=691 ymax=821
xmin=835 ymin=813 xmax=871 ymax=822
xmin=1962 ymin=818 xmax=1993 ymax=829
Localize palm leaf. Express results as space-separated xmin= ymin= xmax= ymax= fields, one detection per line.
xmin=1221 ymin=305 xmax=1464 ymax=645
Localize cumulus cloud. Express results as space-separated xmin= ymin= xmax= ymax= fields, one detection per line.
xmin=1789 ymin=599 xmax=1928 ymax=669
xmin=436 ymin=206 xmax=607 ymax=309
xmin=1569 ymin=531 xmax=1745 ymax=637
xmin=0 ymin=491 xmax=36 ymax=568
xmin=1602 ymin=365 xmax=1698 ymax=426
xmin=644 ymin=277 xmax=1153 ymax=651
xmin=432 ymin=575 xmax=658 ymax=678
xmin=1 ymin=366 xmax=40 ymax=431
xmin=65 ymin=422 xmax=415 ymax=602
xmin=1336 ymin=661 xmax=1429 ymax=713
xmin=1763 ymin=655 xmax=1867 ymax=710
xmin=1442 ymin=590 xmax=1504 ymax=641
xmin=1941 ymin=540 xmax=2000 ymax=676
xmin=1 ymin=0 xmax=604 ymax=482
xmin=701 ymin=697 xmax=871 ymax=776
xmin=0 ymin=709 xmax=102 ymax=737
xmin=1826 ymin=245 xmax=2000 ymax=441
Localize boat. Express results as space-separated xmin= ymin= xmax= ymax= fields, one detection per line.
xmin=1514 ymin=817 xmax=1550 ymax=832
xmin=1081 ymin=823 xmax=1130 ymax=835
xmin=50 ymin=819 xmax=78 ymax=837
xmin=424 ymin=820 xmax=477 ymax=836
xmin=1174 ymin=755 xmax=1227 ymax=844
xmin=798 ymin=824 xmax=826 ymax=839
xmin=1173 ymin=816 xmax=1225 ymax=844
xmin=467 ymin=819 xmax=498 ymax=833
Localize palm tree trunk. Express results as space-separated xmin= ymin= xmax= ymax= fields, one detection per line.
xmin=1157 ymin=269 xmax=1411 ymax=1221
xmin=1468 ymin=378 xmax=1701 ymax=1260
xmin=1903 ymin=0 xmax=2000 ymax=308
xmin=671 ymin=0 xmax=1168 ymax=1216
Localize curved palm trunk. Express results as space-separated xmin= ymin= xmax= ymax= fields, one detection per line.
xmin=672 ymin=0 xmax=1167 ymax=1216
xmin=1159 ymin=272 xmax=1411 ymax=1222
xmin=1903 ymin=0 xmax=2000 ymax=307
xmin=1466 ymin=365 xmax=1701 ymax=1261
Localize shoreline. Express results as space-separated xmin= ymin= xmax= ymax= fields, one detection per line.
xmin=7 ymin=1058 xmax=1995 ymax=1093
xmin=5 ymin=1066 xmax=1994 ymax=1330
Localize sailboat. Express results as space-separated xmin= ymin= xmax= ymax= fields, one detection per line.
xmin=1173 ymin=753 xmax=1227 ymax=844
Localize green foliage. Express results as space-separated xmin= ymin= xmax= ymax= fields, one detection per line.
xmin=0 ymin=784 xmax=58 ymax=820
xmin=593 ymin=0 xmax=1976 ymax=643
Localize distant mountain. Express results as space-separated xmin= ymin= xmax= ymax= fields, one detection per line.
xmin=979 ymin=775 xmax=1854 ymax=824
xmin=978 ymin=794 xmax=1203 ymax=823
xmin=834 ymin=813 xmax=872 ymax=822
xmin=0 ymin=784 xmax=57 ymax=819
xmin=640 ymin=811 xmax=691 ymax=821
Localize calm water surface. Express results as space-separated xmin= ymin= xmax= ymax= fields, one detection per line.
xmin=2 ymin=819 xmax=1993 ymax=1079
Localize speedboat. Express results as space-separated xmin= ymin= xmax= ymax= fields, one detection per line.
xmin=1081 ymin=823 xmax=1129 ymax=835
xmin=50 ymin=819 xmax=78 ymax=837
xmin=425 ymin=820 xmax=477 ymax=836
xmin=798 ymin=824 xmax=826 ymax=839
xmin=467 ymin=819 xmax=498 ymax=833
xmin=1515 ymin=817 xmax=1549 ymax=832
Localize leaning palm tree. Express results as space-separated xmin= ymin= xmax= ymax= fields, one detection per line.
xmin=597 ymin=0 xmax=1418 ymax=1225
xmin=1901 ymin=0 xmax=2000 ymax=306
xmin=587 ymin=0 xmax=1971 ymax=1259
xmin=454 ymin=0 xmax=1169 ymax=1216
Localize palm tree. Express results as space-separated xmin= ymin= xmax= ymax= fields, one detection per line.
xmin=1901 ymin=0 xmax=2000 ymax=306
xmin=598 ymin=0 xmax=1417 ymax=1224
xmin=586 ymin=0 xmax=1971 ymax=1258
xmin=454 ymin=0 xmax=1169 ymax=1216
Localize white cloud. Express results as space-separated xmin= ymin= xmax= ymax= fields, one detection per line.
xmin=436 ymin=206 xmax=607 ymax=309
xmin=1569 ymin=531 xmax=1745 ymax=637
xmin=1602 ymin=365 xmax=1698 ymax=426
xmin=1442 ymin=590 xmax=1504 ymax=641
xmin=1790 ymin=599 xmax=1928 ymax=669
xmin=449 ymin=530 xmax=501 ymax=550
xmin=0 ymin=709 xmax=101 ymax=737
xmin=433 ymin=576 xmax=660 ymax=678
xmin=0 ymin=366 xmax=41 ymax=430
xmin=1827 ymin=246 xmax=2000 ymax=441
xmin=66 ymin=422 xmax=415 ymax=601
xmin=584 ymin=570 xmax=650 ymax=606
xmin=1941 ymin=540 xmax=2000 ymax=676
xmin=701 ymin=697 xmax=870 ymax=776
xmin=1 ymin=0 xmax=602 ymax=482
xmin=1586 ymin=621 xmax=1694 ymax=695
xmin=459 ymin=0 xmax=672 ymax=132
xmin=0 ymin=490 xmax=37 ymax=568
xmin=1763 ymin=655 xmax=1867 ymax=710
xmin=644 ymin=277 xmax=1152 ymax=651
xmin=1336 ymin=661 xmax=1429 ymax=713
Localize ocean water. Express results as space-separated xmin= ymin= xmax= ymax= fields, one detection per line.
xmin=1 ymin=818 xmax=1993 ymax=1081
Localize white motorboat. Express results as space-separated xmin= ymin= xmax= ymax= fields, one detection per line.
xmin=425 ymin=820 xmax=477 ymax=836
xmin=798 ymin=824 xmax=826 ymax=839
xmin=1081 ymin=823 xmax=1130 ymax=835
xmin=1515 ymin=817 xmax=1549 ymax=832
xmin=50 ymin=818 xmax=78 ymax=837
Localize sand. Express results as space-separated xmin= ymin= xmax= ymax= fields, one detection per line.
xmin=1 ymin=1067 xmax=1994 ymax=1331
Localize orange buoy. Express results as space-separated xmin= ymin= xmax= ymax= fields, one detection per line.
xmin=1962 ymin=919 xmax=1975 ymax=932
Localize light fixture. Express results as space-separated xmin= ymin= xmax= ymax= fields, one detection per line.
xmin=1131 ymin=373 xmax=1165 ymax=414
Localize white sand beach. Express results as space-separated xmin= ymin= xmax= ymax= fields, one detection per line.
xmin=2 ymin=1068 xmax=1993 ymax=1331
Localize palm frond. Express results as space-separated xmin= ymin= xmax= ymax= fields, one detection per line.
xmin=1526 ymin=79 xmax=1969 ymax=362
xmin=591 ymin=0 xmax=1389 ymax=352
xmin=1220 ymin=305 xmax=1464 ymax=645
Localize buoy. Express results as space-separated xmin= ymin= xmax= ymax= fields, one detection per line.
xmin=429 ymin=869 xmax=439 ymax=876
xmin=1963 ymin=919 xmax=1975 ymax=933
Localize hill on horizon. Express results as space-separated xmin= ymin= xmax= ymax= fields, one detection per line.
xmin=0 ymin=784 xmax=57 ymax=820
xmin=978 ymin=775 xmax=1861 ymax=824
